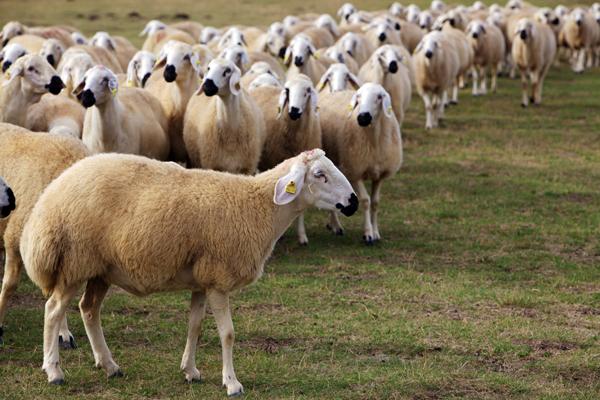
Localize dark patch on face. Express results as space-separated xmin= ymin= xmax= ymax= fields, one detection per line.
xmin=163 ymin=64 xmax=177 ymax=82
xmin=2 ymin=39 xmax=8 ymax=47
xmin=294 ymin=56 xmax=304 ymax=67
xmin=357 ymin=112 xmax=372 ymax=127
xmin=278 ymin=46 xmax=286 ymax=59
xmin=472 ymin=32 xmax=479 ymax=39
xmin=46 ymin=54 xmax=55 ymax=67
xmin=141 ymin=72 xmax=151 ymax=87
xmin=46 ymin=75 xmax=64 ymax=95
xmin=202 ymin=78 xmax=218 ymax=96
xmin=395 ymin=22 xmax=401 ymax=30
xmin=425 ymin=50 xmax=433 ymax=59
xmin=1 ymin=60 xmax=11 ymax=72
xmin=520 ymin=30 xmax=528 ymax=40
xmin=289 ymin=106 xmax=302 ymax=120
xmin=0 ymin=187 xmax=16 ymax=218
xmin=378 ymin=32 xmax=387 ymax=42
xmin=78 ymin=88 xmax=96 ymax=107
xmin=336 ymin=193 xmax=358 ymax=217
xmin=388 ymin=60 xmax=398 ymax=73
xmin=552 ymin=17 xmax=560 ymax=25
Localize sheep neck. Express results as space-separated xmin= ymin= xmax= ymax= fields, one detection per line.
xmin=216 ymin=91 xmax=242 ymax=131
xmin=0 ymin=78 xmax=41 ymax=125
xmin=84 ymin=96 xmax=126 ymax=153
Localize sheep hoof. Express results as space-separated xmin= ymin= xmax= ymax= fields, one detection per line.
xmin=521 ymin=103 xmax=527 ymax=108
xmin=49 ymin=378 xmax=65 ymax=385
xmin=108 ymin=369 xmax=124 ymax=379
xmin=363 ymin=235 xmax=374 ymax=246
xmin=450 ymin=101 xmax=458 ymax=105
xmin=0 ymin=326 xmax=4 ymax=346
xmin=228 ymin=389 xmax=244 ymax=397
xmin=59 ymin=334 xmax=77 ymax=350
xmin=185 ymin=377 xmax=202 ymax=384
xmin=326 ymin=224 xmax=344 ymax=236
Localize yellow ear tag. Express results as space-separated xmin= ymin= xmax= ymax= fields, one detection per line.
xmin=316 ymin=82 xmax=324 ymax=91
xmin=347 ymin=104 xmax=354 ymax=112
xmin=195 ymin=60 xmax=201 ymax=66
xmin=285 ymin=181 xmax=296 ymax=194
xmin=126 ymin=80 xmax=134 ymax=87
xmin=313 ymin=53 xmax=319 ymax=60
xmin=5 ymin=71 xmax=10 ymax=79
xmin=387 ymin=105 xmax=393 ymax=113
xmin=111 ymin=87 xmax=118 ymax=96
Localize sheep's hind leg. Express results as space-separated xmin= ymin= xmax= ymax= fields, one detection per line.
xmin=327 ymin=211 xmax=344 ymax=236
xmin=208 ymin=290 xmax=243 ymax=397
xmin=370 ymin=179 xmax=384 ymax=242
xmin=58 ymin=315 xmax=76 ymax=349
xmin=519 ymin=68 xmax=529 ymax=107
xmin=43 ymin=284 xmax=79 ymax=384
xmin=180 ymin=291 xmax=207 ymax=383
xmin=0 ymin=247 xmax=21 ymax=345
xmin=491 ymin=64 xmax=498 ymax=93
xmin=296 ymin=213 xmax=308 ymax=245
xmin=479 ymin=66 xmax=488 ymax=95
xmin=471 ymin=67 xmax=479 ymax=96
xmin=356 ymin=180 xmax=374 ymax=245
xmin=79 ymin=278 xmax=121 ymax=377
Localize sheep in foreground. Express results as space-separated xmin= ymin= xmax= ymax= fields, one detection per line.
xmin=21 ymin=149 xmax=358 ymax=394
xmin=512 ymin=18 xmax=556 ymax=107
xmin=125 ymin=50 xmax=156 ymax=88
xmin=0 ymin=176 xmax=15 ymax=219
xmin=146 ymin=41 xmax=202 ymax=162
xmin=0 ymin=123 xmax=88 ymax=347
xmin=0 ymin=55 xmax=64 ymax=126
xmin=317 ymin=63 xmax=361 ymax=92
xmin=250 ymin=75 xmax=322 ymax=244
xmin=413 ymin=32 xmax=460 ymax=129
xmin=74 ymin=66 xmax=169 ymax=159
xmin=358 ymin=45 xmax=412 ymax=127
xmin=466 ymin=19 xmax=506 ymax=95
xmin=183 ymin=58 xmax=265 ymax=174
xmin=285 ymin=35 xmax=326 ymax=85
xmin=320 ymin=83 xmax=402 ymax=244
xmin=0 ymin=43 xmax=27 ymax=72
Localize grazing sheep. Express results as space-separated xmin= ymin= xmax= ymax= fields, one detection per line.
xmin=285 ymin=35 xmax=326 ymax=85
xmin=146 ymin=41 xmax=202 ymax=162
xmin=240 ymin=61 xmax=282 ymax=89
xmin=512 ymin=18 xmax=557 ymax=106
xmin=74 ymin=66 xmax=169 ymax=159
xmin=466 ymin=19 xmax=506 ymax=95
xmin=317 ymin=63 xmax=361 ymax=93
xmin=413 ymin=32 xmax=460 ymax=129
xmin=58 ymin=51 xmax=95 ymax=98
xmin=0 ymin=123 xmax=88 ymax=347
xmin=26 ymin=94 xmax=85 ymax=138
xmin=0 ymin=43 xmax=27 ymax=73
xmin=126 ymin=50 xmax=156 ymax=88
xmin=560 ymin=8 xmax=600 ymax=73
xmin=358 ymin=45 xmax=412 ymax=127
xmin=183 ymin=58 xmax=265 ymax=174
xmin=38 ymin=39 xmax=64 ymax=68
xmin=320 ymin=83 xmax=402 ymax=244
xmin=21 ymin=149 xmax=357 ymax=394
xmin=0 ymin=176 xmax=15 ymax=219
xmin=248 ymin=73 xmax=282 ymax=90
xmin=90 ymin=32 xmax=137 ymax=72
xmin=336 ymin=32 xmax=374 ymax=66
xmin=0 ymin=55 xmax=64 ymax=126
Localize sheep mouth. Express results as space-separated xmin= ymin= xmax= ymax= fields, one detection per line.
xmin=46 ymin=76 xmax=65 ymax=95
xmin=294 ymin=57 xmax=304 ymax=67
xmin=202 ymin=79 xmax=219 ymax=96
xmin=78 ymin=89 xmax=96 ymax=108
xmin=336 ymin=193 xmax=358 ymax=217
xmin=519 ymin=31 xmax=528 ymax=40
xmin=388 ymin=61 xmax=398 ymax=73
xmin=0 ymin=187 xmax=16 ymax=218
xmin=163 ymin=65 xmax=177 ymax=82
xmin=2 ymin=61 xmax=11 ymax=73
xmin=357 ymin=113 xmax=372 ymax=127
xmin=141 ymin=72 xmax=151 ymax=88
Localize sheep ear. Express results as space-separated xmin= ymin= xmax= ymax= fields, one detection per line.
xmin=415 ymin=41 xmax=423 ymax=53
xmin=229 ymin=67 xmax=241 ymax=95
xmin=277 ymin=88 xmax=288 ymax=118
xmin=2 ymin=62 xmax=23 ymax=86
xmin=382 ymin=91 xmax=393 ymax=118
xmin=189 ymin=52 xmax=202 ymax=75
xmin=348 ymin=92 xmax=358 ymax=117
xmin=283 ymin=46 xmax=292 ymax=66
xmin=107 ymin=37 xmax=116 ymax=51
xmin=108 ymin=75 xmax=119 ymax=96
xmin=154 ymin=53 xmax=167 ymax=70
xmin=240 ymin=33 xmax=247 ymax=46
xmin=72 ymin=77 xmax=85 ymax=96
xmin=308 ymin=43 xmax=316 ymax=57
xmin=126 ymin=60 xmax=138 ymax=87
xmin=316 ymin=71 xmax=330 ymax=92
xmin=273 ymin=163 xmax=306 ymax=205
xmin=348 ymin=72 xmax=361 ymax=90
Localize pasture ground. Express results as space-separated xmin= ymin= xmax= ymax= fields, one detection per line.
xmin=1 ymin=1 xmax=599 ymax=399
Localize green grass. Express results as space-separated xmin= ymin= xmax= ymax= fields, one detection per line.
xmin=2 ymin=1 xmax=600 ymax=399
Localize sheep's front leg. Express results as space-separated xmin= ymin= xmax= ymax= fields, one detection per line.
xmin=370 ymin=179 xmax=384 ymax=242
xmin=356 ymin=180 xmax=374 ymax=245
xmin=585 ymin=47 xmax=593 ymax=68
xmin=79 ymin=278 xmax=121 ymax=377
xmin=479 ymin=66 xmax=488 ymax=95
xmin=519 ymin=68 xmax=529 ymax=107
xmin=180 ymin=291 xmax=207 ymax=383
xmin=451 ymin=78 xmax=459 ymax=105
xmin=0 ymin=248 xmax=21 ymax=345
xmin=575 ymin=49 xmax=586 ymax=73
xmin=433 ymin=94 xmax=444 ymax=127
xmin=471 ymin=66 xmax=480 ymax=96
xmin=529 ymin=70 xmax=540 ymax=105
xmin=422 ymin=93 xmax=433 ymax=129
xmin=327 ymin=211 xmax=344 ymax=236
xmin=491 ymin=64 xmax=498 ymax=93
xmin=208 ymin=290 xmax=243 ymax=397
xmin=296 ymin=213 xmax=308 ymax=245
xmin=43 ymin=285 xmax=79 ymax=384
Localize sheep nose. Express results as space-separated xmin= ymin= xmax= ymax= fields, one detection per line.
xmin=46 ymin=54 xmax=55 ymax=67
xmin=2 ymin=60 xmax=11 ymax=73
xmin=472 ymin=32 xmax=479 ymax=39
xmin=163 ymin=64 xmax=177 ymax=82
xmin=0 ymin=187 xmax=16 ymax=218
xmin=289 ymin=106 xmax=302 ymax=120
xmin=388 ymin=60 xmax=398 ymax=73
xmin=1 ymin=39 xmax=8 ymax=47
xmin=294 ymin=56 xmax=304 ymax=67
xmin=357 ymin=112 xmax=372 ymax=127
xmin=141 ymin=72 xmax=151 ymax=88
xmin=576 ymin=19 xmax=582 ymax=26
xmin=278 ymin=47 xmax=286 ymax=59
xmin=202 ymin=78 xmax=219 ymax=96
xmin=79 ymin=88 xmax=96 ymax=108
xmin=395 ymin=22 xmax=401 ymax=30
xmin=46 ymin=75 xmax=64 ymax=95
xmin=425 ymin=50 xmax=433 ymax=59
xmin=346 ymin=49 xmax=353 ymax=57
xmin=378 ymin=32 xmax=387 ymax=42
xmin=552 ymin=17 xmax=560 ymax=25
xmin=519 ymin=30 xmax=527 ymax=40
xmin=420 ymin=24 xmax=427 ymax=29
xmin=336 ymin=193 xmax=358 ymax=217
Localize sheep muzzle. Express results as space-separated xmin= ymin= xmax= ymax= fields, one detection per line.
xmin=79 ymin=89 xmax=96 ymax=108
xmin=294 ymin=56 xmax=304 ymax=67
xmin=46 ymin=76 xmax=65 ymax=95
xmin=163 ymin=64 xmax=177 ymax=82
xmin=2 ymin=60 xmax=11 ymax=73
xmin=0 ymin=187 xmax=15 ymax=218
xmin=202 ymin=78 xmax=218 ymax=96
xmin=357 ymin=112 xmax=372 ymax=127
xmin=336 ymin=193 xmax=358 ymax=217
xmin=388 ymin=60 xmax=398 ymax=73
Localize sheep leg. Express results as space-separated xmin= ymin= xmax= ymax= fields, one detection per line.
xmin=458 ymin=74 xmax=465 ymax=89
xmin=58 ymin=315 xmax=76 ymax=349
xmin=180 ymin=291 xmax=207 ymax=383
xmin=585 ymin=48 xmax=593 ymax=69
xmin=43 ymin=285 xmax=79 ymax=384
xmin=576 ymin=49 xmax=586 ymax=73
xmin=327 ymin=211 xmax=344 ymax=236
xmin=480 ymin=66 xmax=488 ymax=95
xmin=433 ymin=95 xmax=444 ymax=127
xmin=471 ymin=67 xmax=479 ymax=96
xmin=529 ymin=70 xmax=540 ymax=105
xmin=0 ymin=247 xmax=21 ymax=345
xmin=79 ymin=278 xmax=121 ymax=377
xmin=451 ymin=79 xmax=459 ymax=105
xmin=519 ymin=68 xmax=529 ymax=107
xmin=297 ymin=213 xmax=308 ymax=245
xmin=370 ymin=179 xmax=383 ymax=242
xmin=356 ymin=180 xmax=374 ymax=245
xmin=491 ymin=64 xmax=498 ymax=93
xmin=422 ymin=93 xmax=434 ymax=129
xmin=208 ymin=290 xmax=243 ymax=397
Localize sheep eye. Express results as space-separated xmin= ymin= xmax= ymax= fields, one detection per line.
xmin=27 ymin=66 xmax=35 ymax=72
xmin=377 ymin=94 xmax=382 ymax=100
xmin=223 ymin=67 xmax=231 ymax=76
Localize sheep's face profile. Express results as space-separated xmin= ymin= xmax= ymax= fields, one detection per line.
xmin=155 ymin=41 xmax=200 ymax=83
xmin=316 ymin=14 xmax=340 ymax=37
xmin=199 ymin=58 xmax=241 ymax=97
xmin=515 ymin=19 xmax=534 ymax=41
xmin=277 ymin=75 xmax=317 ymax=120
xmin=127 ymin=50 xmax=156 ymax=88
xmin=200 ymin=27 xmax=220 ymax=45
xmin=217 ymin=28 xmax=246 ymax=50
xmin=285 ymin=35 xmax=316 ymax=67
xmin=389 ymin=2 xmax=405 ymax=17
xmin=374 ymin=45 xmax=403 ymax=74
xmin=140 ymin=20 xmax=167 ymax=37
xmin=249 ymin=73 xmax=281 ymax=90
xmin=431 ymin=0 xmax=446 ymax=12
xmin=317 ymin=63 xmax=360 ymax=93
xmin=0 ymin=178 xmax=16 ymax=219
xmin=419 ymin=11 xmax=433 ymax=30
xmin=39 ymin=39 xmax=64 ymax=67
xmin=73 ymin=65 xmax=118 ymax=108
xmin=364 ymin=18 xmax=396 ymax=44
xmin=507 ymin=0 xmax=523 ymax=10
xmin=339 ymin=33 xmax=359 ymax=58
xmin=60 ymin=53 xmax=95 ymax=93
xmin=467 ymin=21 xmax=487 ymax=40
xmin=417 ymin=33 xmax=441 ymax=60
xmin=274 ymin=149 xmax=358 ymax=217
xmin=91 ymin=31 xmax=116 ymax=51
xmin=3 ymin=54 xmax=64 ymax=95
xmin=0 ymin=43 xmax=27 ymax=73
xmin=0 ymin=21 xmax=25 ymax=47
xmin=246 ymin=61 xmax=278 ymax=81
xmin=349 ymin=83 xmax=393 ymax=127
xmin=264 ymin=32 xmax=286 ymax=59
xmin=337 ymin=3 xmax=357 ymax=22
xmin=71 ymin=32 xmax=88 ymax=45
xmin=219 ymin=45 xmax=249 ymax=72
xmin=406 ymin=5 xmax=422 ymax=24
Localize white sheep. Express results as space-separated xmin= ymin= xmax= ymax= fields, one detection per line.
xmin=285 ymin=34 xmax=326 ymax=85
xmin=336 ymin=32 xmax=375 ymax=66
xmin=319 ymin=83 xmax=402 ymax=244
xmin=125 ymin=50 xmax=156 ymax=88
xmin=338 ymin=3 xmax=358 ymax=24
xmin=58 ymin=51 xmax=95 ymax=97
xmin=363 ymin=17 xmax=403 ymax=49
xmin=73 ymin=66 xmax=170 ymax=159
xmin=317 ymin=63 xmax=361 ymax=93
xmin=240 ymin=61 xmax=282 ymax=89
xmin=0 ymin=177 xmax=15 ymax=219
xmin=0 ymin=43 xmax=27 ymax=73
xmin=90 ymin=31 xmax=138 ymax=72
xmin=560 ymin=8 xmax=600 ymax=72
xmin=199 ymin=26 xmax=222 ymax=46
xmin=248 ymin=72 xmax=282 ymax=90
xmin=219 ymin=44 xmax=285 ymax=78
xmin=319 ymin=46 xmax=360 ymax=74
xmin=26 ymin=94 xmax=85 ymax=138
xmin=248 ymin=28 xmax=287 ymax=59
xmin=183 ymin=58 xmax=265 ymax=174
xmin=315 ymin=14 xmax=341 ymax=38
xmin=59 ymin=45 xmax=123 ymax=73
xmin=0 ymin=21 xmax=74 ymax=50
xmin=39 ymin=39 xmax=64 ymax=68
xmin=71 ymin=31 xmax=87 ymax=45
xmin=21 ymin=149 xmax=357 ymax=394
xmin=217 ymin=27 xmax=247 ymax=51
xmin=466 ymin=19 xmax=506 ymax=95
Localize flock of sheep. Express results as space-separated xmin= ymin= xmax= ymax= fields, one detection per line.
xmin=0 ymin=0 xmax=598 ymax=395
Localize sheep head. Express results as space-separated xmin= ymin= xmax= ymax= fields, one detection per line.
xmin=72 ymin=65 xmax=118 ymax=108
xmin=348 ymin=83 xmax=393 ymax=127
xmin=3 ymin=54 xmax=64 ymax=95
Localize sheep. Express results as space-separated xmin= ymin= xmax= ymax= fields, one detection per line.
xmin=317 ymin=63 xmax=361 ymax=93
xmin=183 ymin=58 xmax=265 ymax=174
xmin=296 ymin=27 xmax=336 ymax=49
xmin=58 ymin=51 xmax=95 ymax=98
xmin=466 ymin=19 xmax=506 ymax=95
xmin=4 ymin=34 xmax=45 ymax=54
xmin=512 ymin=18 xmax=557 ymax=106
xmin=199 ymin=26 xmax=222 ymax=46
xmin=285 ymin=35 xmax=326 ymax=85
xmin=219 ymin=44 xmax=286 ymax=78
xmin=74 ymin=66 xmax=170 ymax=159
xmin=21 ymin=149 xmax=357 ymax=393
xmin=146 ymin=41 xmax=202 ymax=162
xmin=248 ymin=73 xmax=282 ymax=90
xmin=0 ymin=43 xmax=27 ymax=72
xmin=59 ymin=45 xmax=123 ymax=73
xmin=397 ymin=19 xmax=426 ymax=53
xmin=0 ymin=55 xmax=64 ymax=126
xmin=240 ymin=61 xmax=282 ymax=89
xmin=338 ymin=3 xmax=358 ymax=24
xmin=217 ymin=27 xmax=247 ymax=51
xmin=363 ymin=17 xmax=403 ymax=49
xmin=39 ymin=39 xmax=64 ymax=68
xmin=71 ymin=31 xmax=87 ymax=45
xmin=125 ymin=50 xmax=156 ymax=88
xmin=250 ymin=75 xmax=322 ymax=244
xmin=358 ymin=45 xmax=412 ymax=127
xmin=0 ymin=123 xmax=88 ymax=347
xmin=25 ymin=94 xmax=85 ymax=138
xmin=142 ymin=27 xmax=195 ymax=54
xmin=317 ymin=46 xmax=360 ymax=74
xmin=0 ymin=21 xmax=74 ymax=49
xmin=315 ymin=14 xmax=341 ymax=39
xmin=319 ymin=83 xmax=402 ymax=244
xmin=419 ymin=11 xmax=435 ymax=31
xmin=560 ymin=9 xmax=600 ymax=73
xmin=406 ymin=5 xmax=422 ymax=25
xmin=0 ymin=177 xmax=15 ymax=219
xmin=140 ymin=20 xmax=168 ymax=37
xmin=336 ymin=32 xmax=375 ymax=66
xmin=413 ymin=32 xmax=460 ymax=129
xmin=90 ymin=32 xmax=138 ymax=72
xmin=248 ymin=29 xmax=287 ymax=59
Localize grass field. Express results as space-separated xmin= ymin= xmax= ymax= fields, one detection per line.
xmin=1 ymin=1 xmax=600 ymax=399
